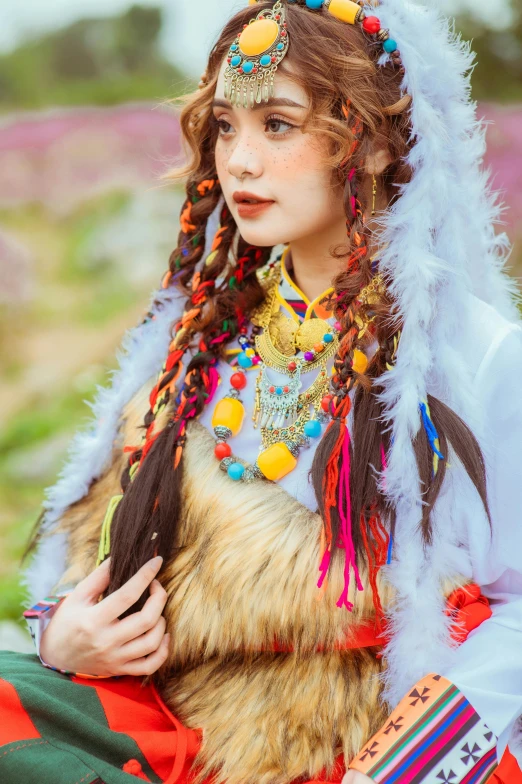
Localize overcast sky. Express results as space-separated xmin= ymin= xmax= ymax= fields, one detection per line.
xmin=1 ymin=0 xmax=513 ymax=76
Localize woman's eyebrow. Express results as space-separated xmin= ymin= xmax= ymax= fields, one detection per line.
xmin=212 ymin=97 xmax=306 ymax=111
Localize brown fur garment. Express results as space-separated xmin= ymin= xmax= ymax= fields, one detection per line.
xmin=57 ymin=379 xmax=467 ymax=784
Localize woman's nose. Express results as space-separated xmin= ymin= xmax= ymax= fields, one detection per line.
xmin=226 ymin=137 xmax=263 ymax=181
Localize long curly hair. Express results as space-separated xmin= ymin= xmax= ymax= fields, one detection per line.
xmin=107 ymin=1 xmax=489 ymax=615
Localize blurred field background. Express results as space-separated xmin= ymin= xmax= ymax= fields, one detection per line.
xmin=0 ymin=0 xmax=521 ymax=649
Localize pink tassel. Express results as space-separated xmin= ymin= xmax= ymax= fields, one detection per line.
xmin=206 ymin=366 xmax=219 ymax=405
xmin=380 ymin=441 xmax=388 ymax=492
xmin=210 ymin=332 xmax=231 ymax=345
xmin=317 ymin=548 xmax=331 ymax=590
xmin=336 ymin=430 xmax=364 ymax=611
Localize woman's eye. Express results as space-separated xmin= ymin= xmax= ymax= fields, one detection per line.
xmin=217 ymin=119 xmax=233 ymax=136
xmin=265 ymin=118 xmax=295 ymax=135
xmin=214 ymin=116 xmax=295 ymax=138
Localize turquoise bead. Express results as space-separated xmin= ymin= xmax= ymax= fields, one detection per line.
xmin=260 ymin=54 xmax=271 ymax=67
xmin=304 ymin=420 xmax=322 ymax=438
xmin=228 ymin=462 xmax=245 ymax=481
xmin=242 ymin=61 xmax=254 ymax=75
xmin=277 ymin=42 xmax=285 ymax=50
xmin=306 ymin=0 xmax=323 ymax=8
xmin=323 ymin=333 xmax=334 ymax=343
xmin=231 ymin=55 xmax=242 ymax=68
xmin=383 ymin=38 xmax=398 ymax=53
xmin=276 ymin=387 xmax=283 ymax=396
xmin=230 ymin=44 xmax=239 ymax=51
xmin=238 ymin=352 xmax=253 ymax=369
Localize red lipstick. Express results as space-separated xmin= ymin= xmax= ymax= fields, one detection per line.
xmin=233 ymin=191 xmax=275 ymax=219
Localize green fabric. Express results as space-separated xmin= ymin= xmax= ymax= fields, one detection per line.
xmin=0 ymin=652 xmax=163 ymax=784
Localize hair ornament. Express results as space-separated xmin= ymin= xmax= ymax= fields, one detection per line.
xmin=247 ymin=0 xmax=402 ymax=69
xmin=225 ymin=1 xmax=289 ymax=108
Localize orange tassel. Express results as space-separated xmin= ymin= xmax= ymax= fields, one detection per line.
xmin=211 ymin=226 xmax=228 ymax=252
xmin=197 ymin=179 xmax=216 ymax=196
xmin=161 ymin=270 xmax=173 ymax=290
xmin=173 ymin=445 xmax=183 ymax=470
xmin=180 ymin=203 xmax=196 ymax=233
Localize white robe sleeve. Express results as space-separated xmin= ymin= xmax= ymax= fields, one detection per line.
xmin=441 ymin=322 xmax=522 ymax=756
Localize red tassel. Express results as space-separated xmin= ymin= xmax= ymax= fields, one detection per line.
xmin=360 ymin=507 xmax=389 ymax=631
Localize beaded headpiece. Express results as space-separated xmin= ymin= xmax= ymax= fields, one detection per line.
xmin=224 ymin=0 xmax=402 ymax=107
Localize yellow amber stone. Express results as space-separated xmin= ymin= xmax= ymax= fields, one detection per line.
xmin=257 ymin=442 xmax=298 ymax=481
xmin=212 ymin=397 xmax=245 ymax=436
xmin=352 ymin=348 xmax=369 ymax=374
xmin=239 ymin=19 xmax=279 ymax=56
xmin=328 ymin=0 xmax=362 ymax=25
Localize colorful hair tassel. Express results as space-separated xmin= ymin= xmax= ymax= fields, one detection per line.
xmin=419 ymin=400 xmax=444 ymax=475
xmin=96 ymin=494 xmax=124 ymax=567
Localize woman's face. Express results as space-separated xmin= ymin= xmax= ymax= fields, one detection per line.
xmin=212 ymin=57 xmax=346 ymax=248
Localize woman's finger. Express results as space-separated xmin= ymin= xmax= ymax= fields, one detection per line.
xmin=119 ymin=633 xmax=170 ymax=677
xmin=73 ymin=558 xmax=112 ymax=604
xmin=110 ymin=578 xmax=168 ymax=645
xmin=93 ymin=556 xmax=163 ymax=624
xmin=116 ymin=615 xmax=167 ymax=662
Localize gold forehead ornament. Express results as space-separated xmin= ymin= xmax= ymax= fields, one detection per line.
xmin=224 ymin=0 xmax=399 ymax=109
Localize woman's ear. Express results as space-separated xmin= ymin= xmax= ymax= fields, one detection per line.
xmin=365 ymin=147 xmax=392 ymax=175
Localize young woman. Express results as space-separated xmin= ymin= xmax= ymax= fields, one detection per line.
xmin=2 ymin=1 xmax=522 ymax=783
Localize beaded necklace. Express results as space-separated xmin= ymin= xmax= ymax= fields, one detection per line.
xmin=211 ymin=254 xmax=340 ymax=483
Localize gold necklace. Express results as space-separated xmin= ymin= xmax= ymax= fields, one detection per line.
xmin=254 ymin=365 xmax=331 ymax=450
xmin=252 ymin=266 xmax=340 ymax=374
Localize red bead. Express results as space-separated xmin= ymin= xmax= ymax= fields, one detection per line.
xmin=275 ymin=14 xmax=280 ymax=19
xmin=252 ymin=356 xmax=261 ymax=365
xmin=238 ymin=68 xmax=243 ymax=74
xmin=321 ymin=395 xmax=333 ymax=413
xmin=230 ymin=371 xmax=247 ymax=390
xmin=269 ymin=386 xmax=275 ymax=394
xmin=281 ymin=30 xmax=287 ymax=36
xmin=240 ymin=326 xmax=248 ymax=334
xmin=283 ymin=386 xmax=289 ymax=394
xmin=227 ymin=58 xmax=232 ymax=63
xmin=287 ymin=361 xmax=297 ymax=372
xmin=215 ymin=442 xmax=232 ymax=460
xmin=362 ymin=16 xmax=381 ymax=34
xmin=271 ymin=56 xmax=277 ymax=62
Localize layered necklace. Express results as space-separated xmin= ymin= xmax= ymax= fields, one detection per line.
xmin=211 ymin=252 xmax=341 ymax=483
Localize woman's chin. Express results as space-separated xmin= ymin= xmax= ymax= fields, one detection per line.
xmin=236 ymin=220 xmax=289 ymax=250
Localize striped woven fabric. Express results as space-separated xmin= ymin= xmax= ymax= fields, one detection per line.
xmin=349 ymin=674 xmax=498 ymax=783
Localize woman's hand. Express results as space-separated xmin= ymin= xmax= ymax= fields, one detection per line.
xmin=342 ymin=771 xmax=374 ymax=784
xmin=40 ymin=556 xmax=170 ymax=677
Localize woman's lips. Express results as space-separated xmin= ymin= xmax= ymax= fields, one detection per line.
xmin=236 ymin=201 xmax=275 ymax=218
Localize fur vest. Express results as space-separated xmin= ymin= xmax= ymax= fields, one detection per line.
xmin=53 ymin=376 xmax=467 ymax=784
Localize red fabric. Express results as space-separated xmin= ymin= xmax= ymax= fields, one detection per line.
xmin=488 ymin=748 xmax=522 ymax=783
xmin=273 ymin=583 xmax=491 ymax=652
xmin=71 ymin=675 xmax=200 ymax=784
xmin=444 ymin=583 xmax=493 ymax=643
xmin=0 ymin=677 xmax=41 ymax=746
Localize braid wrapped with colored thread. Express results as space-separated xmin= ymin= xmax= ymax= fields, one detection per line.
xmin=106 ymin=178 xmax=272 ymax=611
